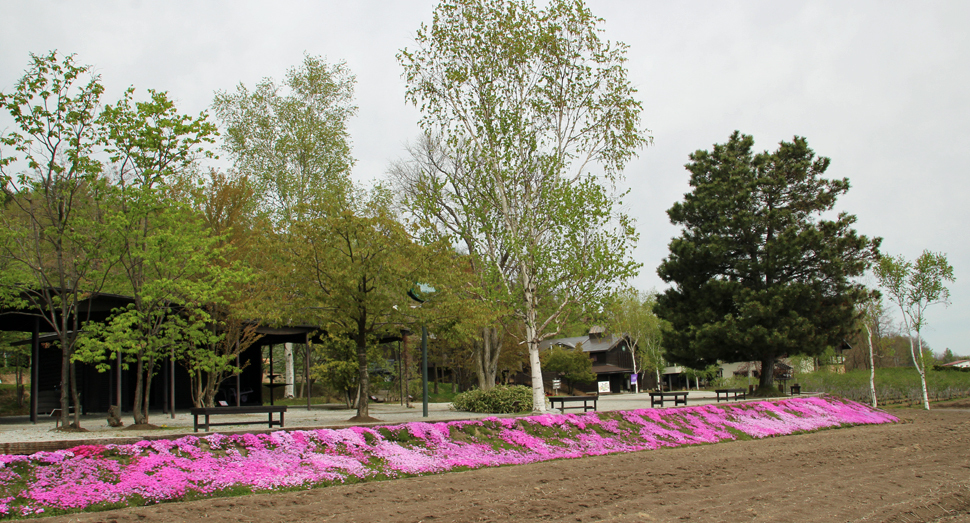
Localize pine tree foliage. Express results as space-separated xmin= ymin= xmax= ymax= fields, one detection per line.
xmin=656 ymin=131 xmax=880 ymax=389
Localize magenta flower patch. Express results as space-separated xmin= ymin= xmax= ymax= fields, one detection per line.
xmin=0 ymin=396 xmax=894 ymax=517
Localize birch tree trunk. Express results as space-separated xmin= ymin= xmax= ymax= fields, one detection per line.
xmin=522 ymin=264 xmax=547 ymax=413
xmin=284 ymin=343 xmax=295 ymax=398
xmin=865 ymin=323 xmax=877 ymax=408
xmin=912 ymin=335 xmax=930 ymax=410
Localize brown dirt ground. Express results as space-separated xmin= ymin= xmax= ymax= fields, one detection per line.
xmin=38 ymin=407 xmax=970 ymax=523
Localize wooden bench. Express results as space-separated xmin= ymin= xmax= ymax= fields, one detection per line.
xmin=549 ymin=395 xmax=598 ymax=413
xmin=649 ymin=391 xmax=688 ymax=407
xmin=190 ymin=406 xmax=287 ymax=432
xmin=715 ymin=388 xmax=747 ymax=402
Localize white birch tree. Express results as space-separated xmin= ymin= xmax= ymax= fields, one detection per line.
xmin=862 ymin=303 xmax=878 ymax=408
xmin=213 ymin=55 xmax=357 ymax=389
xmin=399 ymin=0 xmax=648 ymax=412
xmin=875 ymin=251 xmax=955 ymax=410
xmin=607 ymin=288 xmax=665 ymax=394
xmin=212 ymin=54 xmax=356 ymax=226
xmin=389 ymin=135 xmax=511 ymax=390
xmin=858 ymin=292 xmax=887 ymax=408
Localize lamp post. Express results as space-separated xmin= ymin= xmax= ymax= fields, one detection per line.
xmin=408 ymin=283 xmax=435 ymax=418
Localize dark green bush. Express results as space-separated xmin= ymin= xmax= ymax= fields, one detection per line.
xmin=450 ymin=385 xmax=534 ymax=413
xmin=933 ymin=364 xmax=970 ymax=373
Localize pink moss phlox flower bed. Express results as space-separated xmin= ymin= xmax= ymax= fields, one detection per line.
xmin=0 ymin=396 xmax=894 ymax=517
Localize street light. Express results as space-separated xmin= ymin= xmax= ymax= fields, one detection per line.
xmin=407 ymin=283 xmax=435 ymax=417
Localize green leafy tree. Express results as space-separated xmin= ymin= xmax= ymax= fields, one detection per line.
xmin=398 ymin=0 xmax=648 ymax=412
xmin=941 ymin=348 xmax=957 ymax=364
xmin=311 ymin=335 xmax=361 ymax=408
xmin=875 ymin=250 xmax=955 ymax=410
xmin=390 ymin=135 xmax=512 ymax=391
xmin=540 ymin=343 xmax=595 ymax=394
xmin=177 ymin=170 xmax=275 ymax=407
xmin=213 ymin=56 xmax=357 ymax=395
xmin=607 ymin=288 xmax=666 ymax=393
xmin=0 ymin=51 xmax=110 ymax=429
xmin=212 ymin=54 xmax=356 ymax=226
xmin=289 ymin=186 xmax=465 ymax=420
xmin=75 ymin=88 xmax=232 ymax=425
xmin=656 ymin=132 xmax=880 ymax=392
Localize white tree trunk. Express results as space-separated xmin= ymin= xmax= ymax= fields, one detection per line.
xmin=522 ymin=265 xmax=547 ymax=414
xmin=284 ymin=343 xmax=295 ymax=399
xmin=897 ymin=306 xmax=930 ymax=411
xmin=865 ymin=323 xmax=877 ymax=408
xmin=913 ymin=335 xmax=930 ymax=410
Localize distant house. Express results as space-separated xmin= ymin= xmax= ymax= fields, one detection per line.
xmin=538 ymin=327 xmax=635 ymax=394
xmin=659 ymin=358 xmax=808 ymax=392
xmin=942 ymin=359 xmax=970 ymax=368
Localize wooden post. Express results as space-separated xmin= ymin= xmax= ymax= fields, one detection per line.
xmin=305 ymin=332 xmax=311 ymax=411
xmin=30 ymin=318 xmax=39 ymax=424
xmin=162 ymin=354 xmax=169 ymax=414
xmin=235 ymin=351 xmax=241 ymax=407
xmin=422 ymin=326 xmax=429 ymax=418
xmin=170 ymin=350 xmax=175 ymax=419
xmin=268 ymin=345 xmax=274 ymax=406
xmin=116 ymin=351 xmax=122 ymax=408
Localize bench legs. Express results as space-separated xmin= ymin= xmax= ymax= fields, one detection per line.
xmin=651 ymin=395 xmax=687 ymax=407
xmin=270 ymin=411 xmax=285 ymax=428
xmin=551 ymin=400 xmax=597 ymax=413
xmin=193 ymin=412 xmax=284 ymax=433
xmin=192 ymin=414 xmax=212 ymax=433
xmin=716 ymin=392 xmax=745 ymax=402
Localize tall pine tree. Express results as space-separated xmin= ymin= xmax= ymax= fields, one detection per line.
xmin=656 ymin=131 xmax=879 ymax=391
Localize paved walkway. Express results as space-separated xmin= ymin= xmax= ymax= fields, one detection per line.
xmin=0 ymin=390 xmax=794 ymax=453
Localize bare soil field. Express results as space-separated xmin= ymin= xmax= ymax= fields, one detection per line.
xmin=39 ymin=407 xmax=970 ymax=523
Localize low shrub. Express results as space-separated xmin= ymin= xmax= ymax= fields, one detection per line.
xmin=450 ymin=385 xmax=534 ymax=413
xmin=933 ymin=364 xmax=970 ymax=373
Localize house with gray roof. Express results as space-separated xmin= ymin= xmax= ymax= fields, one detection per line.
xmin=538 ymin=327 xmax=636 ymax=394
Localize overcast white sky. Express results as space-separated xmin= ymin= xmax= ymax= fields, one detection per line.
xmin=2 ymin=1 xmax=967 ymax=355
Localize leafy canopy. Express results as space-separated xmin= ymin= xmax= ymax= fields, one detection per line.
xmin=607 ymin=288 xmax=666 ymax=382
xmin=399 ymin=0 xmax=648 ymax=411
xmin=212 ymin=54 xmax=356 ymax=226
xmin=656 ymin=132 xmax=880 ymax=387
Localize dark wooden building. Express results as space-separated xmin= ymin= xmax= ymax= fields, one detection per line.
xmin=0 ymin=289 xmax=320 ymax=422
xmin=539 ymin=327 xmax=636 ymax=394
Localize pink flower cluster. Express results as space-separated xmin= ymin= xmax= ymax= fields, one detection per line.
xmin=0 ymin=396 xmax=894 ymax=517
